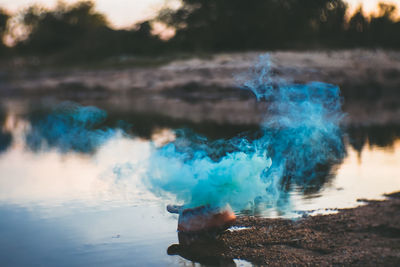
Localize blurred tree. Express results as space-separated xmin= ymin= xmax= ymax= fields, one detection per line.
xmin=347 ymin=7 xmax=369 ymax=46
xmin=157 ymin=0 xmax=348 ymax=51
xmin=75 ymin=21 xmax=164 ymax=60
xmin=369 ymin=3 xmax=400 ymax=47
xmin=316 ymin=0 xmax=347 ymax=45
xmin=0 ymin=8 xmax=10 ymax=53
xmin=17 ymin=1 xmax=108 ymax=54
xmin=14 ymin=1 xmax=164 ymax=61
xmin=0 ymin=9 xmax=8 ymax=36
xmin=5 ymin=0 xmax=400 ymax=61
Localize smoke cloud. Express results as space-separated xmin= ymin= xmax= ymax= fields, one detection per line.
xmin=145 ymin=54 xmax=346 ymax=212
xmin=23 ymin=54 xmax=346 ymax=214
xmin=26 ymin=102 xmax=119 ymax=153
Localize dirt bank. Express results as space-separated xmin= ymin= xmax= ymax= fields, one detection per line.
xmin=170 ymin=192 xmax=400 ymax=266
xmin=5 ymin=50 xmax=400 ymax=92
xmin=2 ymin=50 xmax=400 ymax=126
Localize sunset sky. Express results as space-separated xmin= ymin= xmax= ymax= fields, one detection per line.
xmin=0 ymin=0 xmax=398 ymax=28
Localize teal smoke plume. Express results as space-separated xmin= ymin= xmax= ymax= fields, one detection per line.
xmin=146 ymin=54 xmax=346 ymax=211
xmin=26 ymin=102 xmax=117 ymax=153
xmin=23 ymin=55 xmax=346 ymax=213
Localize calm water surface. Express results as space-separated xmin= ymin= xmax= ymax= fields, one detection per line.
xmin=0 ymin=100 xmax=399 ymax=266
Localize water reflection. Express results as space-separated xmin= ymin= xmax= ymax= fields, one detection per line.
xmin=347 ymin=125 xmax=400 ymax=157
xmin=0 ymin=204 xmax=181 ymax=266
xmin=0 ymin=103 xmax=399 ymax=266
xmin=283 ymin=138 xmax=400 ymax=217
xmin=0 ymin=106 xmax=399 ymax=213
xmin=0 ymin=132 xmax=155 ymax=209
xmin=2 ymin=102 xmax=343 ymax=214
xmin=167 ymin=231 xmax=235 ymax=266
xmin=0 ymin=107 xmax=12 ymax=153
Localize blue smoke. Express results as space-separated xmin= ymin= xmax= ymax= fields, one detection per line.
xmin=22 ymin=54 xmax=346 ymax=214
xmin=145 ymin=54 xmax=346 ymax=212
xmin=247 ymin=55 xmax=345 ymax=188
xmin=26 ymin=102 xmax=118 ymax=153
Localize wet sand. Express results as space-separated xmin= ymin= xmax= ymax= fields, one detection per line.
xmin=171 ymin=192 xmax=400 ymax=266
xmin=225 ymin=192 xmax=400 ymax=265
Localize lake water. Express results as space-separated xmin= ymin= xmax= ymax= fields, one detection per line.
xmin=0 ymin=99 xmax=399 ymax=266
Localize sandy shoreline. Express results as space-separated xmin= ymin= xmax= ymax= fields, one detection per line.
xmin=169 ymin=192 xmax=400 ymax=266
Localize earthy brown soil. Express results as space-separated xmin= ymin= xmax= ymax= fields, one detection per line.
xmin=169 ymin=192 xmax=400 ymax=266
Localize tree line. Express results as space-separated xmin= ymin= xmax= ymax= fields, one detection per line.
xmin=0 ymin=0 xmax=399 ymax=61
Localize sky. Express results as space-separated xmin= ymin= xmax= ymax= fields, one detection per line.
xmin=0 ymin=0 xmax=176 ymax=28
xmin=0 ymin=0 xmax=398 ymax=29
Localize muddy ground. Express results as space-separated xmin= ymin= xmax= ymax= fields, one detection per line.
xmin=169 ymin=192 xmax=400 ymax=266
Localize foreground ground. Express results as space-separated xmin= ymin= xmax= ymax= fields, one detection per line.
xmin=170 ymin=192 xmax=400 ymax=266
